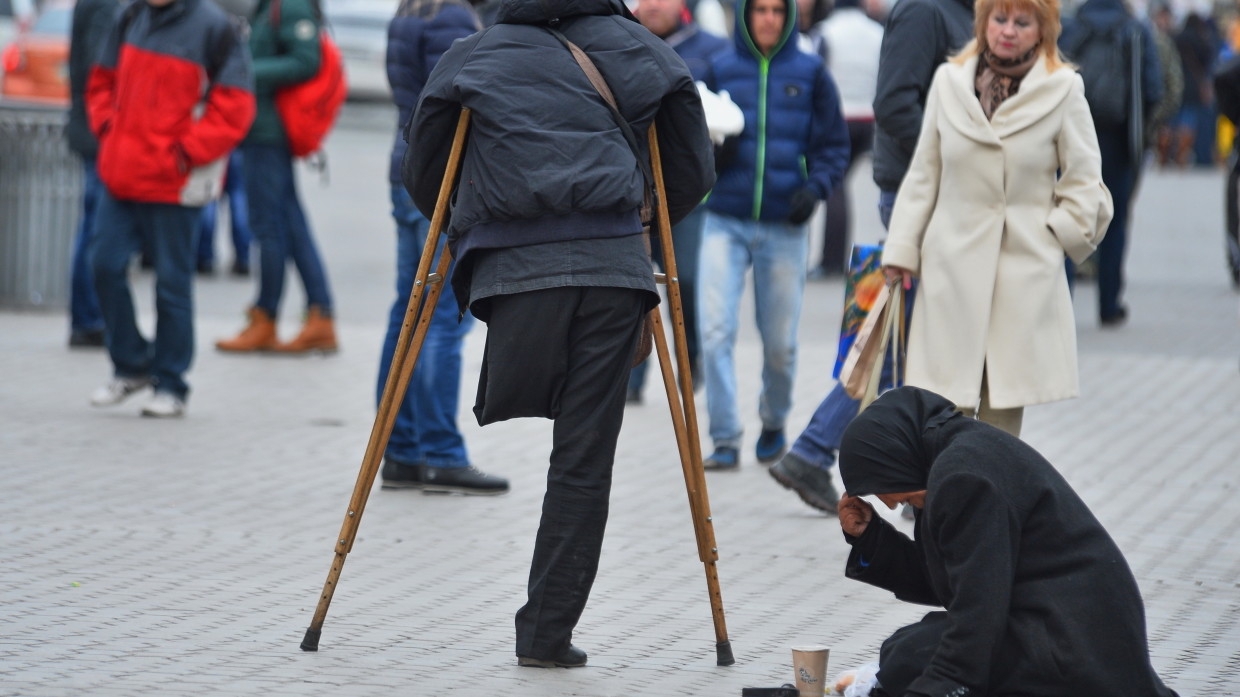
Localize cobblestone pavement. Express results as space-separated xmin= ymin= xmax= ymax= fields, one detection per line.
xmin=2 ymin=104 xmax=1238 ymax=696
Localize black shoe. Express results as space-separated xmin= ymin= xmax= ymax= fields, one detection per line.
xmin=231 ymin=261 xmax=251 ymax=277
xmin=380 ymin=458 xmax=426 ymax=490
xmin=68 ymin=329 xmax=106 ymax=348
xmin=1100 ymin=306 xmax=1128 ymax=328
xmin=769 ymin=452 xmax=839 ymax=514
xmin=754 ymin=428 xmax=787 ymax=464
xmin=517 ymin=644 xmax=588 ymax=668
xmin=196 ymin=261 xmax=216 ymax=276
xmin=422 ymin=465 xmax=509 ymax=495
xmin=703 ymin=446 xmax=739 ymax=471
xmin=626 ymin=387 xmax=642 ymax=405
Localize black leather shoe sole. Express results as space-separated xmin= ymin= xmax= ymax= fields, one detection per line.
xmin=421 ymin=466 xmax=510 ymax=496
xmin=517 ymin=645 xmax=587 ymax=668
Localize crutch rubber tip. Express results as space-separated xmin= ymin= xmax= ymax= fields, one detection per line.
xmin=716 ymin=640 xmax=735 ymax=666
xmin=300 ymin=628 xmax=322 ymax=651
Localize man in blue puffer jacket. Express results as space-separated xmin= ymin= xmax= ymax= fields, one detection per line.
xmin=699 ymin=0 xmax=849 ymax=470
xmin=376 ymin=0 xmax=510 ymax=495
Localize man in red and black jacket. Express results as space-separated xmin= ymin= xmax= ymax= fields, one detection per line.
xmin=85 ymin=0 xmax=255 ymax=418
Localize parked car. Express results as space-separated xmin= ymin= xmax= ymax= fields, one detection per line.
xmin=325 ymin=0 xmax=395 ymax=101
xmin=1 ymin=0 xmax=72 ymax=106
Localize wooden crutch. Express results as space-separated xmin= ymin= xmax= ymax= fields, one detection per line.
xmin=300 ymin=109 xmax=472 ymax=652
xmin=645 ymin=126 xmax=734 ymax=666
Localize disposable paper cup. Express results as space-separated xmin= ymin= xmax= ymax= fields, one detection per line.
xmin=791 ymin=645 xmax=830 ymax=697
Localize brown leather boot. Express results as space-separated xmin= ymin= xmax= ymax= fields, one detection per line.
xmin=274 ymin=306 xmax=337 ymax=354
xmin=215 ymin=307 xmax=278 ymax=352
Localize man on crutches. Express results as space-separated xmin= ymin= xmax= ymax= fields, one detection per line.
xmin=403 ymin=0 xmax=715 ymax=669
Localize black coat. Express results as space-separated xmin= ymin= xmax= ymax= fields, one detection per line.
xmin=67 ymin=0 xmax=122 ymax=158
xmin=403 ymin=0 xmax=715 ymax=256
xmin=839 ymin=388 xmax=1179 ymax=697
xmin=870 ymin=0 xmax=973 ymax=192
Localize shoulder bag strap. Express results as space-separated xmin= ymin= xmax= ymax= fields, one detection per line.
xmin=545 ymin=26 xmax=654 ymax=228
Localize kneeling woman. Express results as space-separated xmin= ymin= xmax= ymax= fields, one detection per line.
xmin=837 ymin=387 xmax=1178 ymax=697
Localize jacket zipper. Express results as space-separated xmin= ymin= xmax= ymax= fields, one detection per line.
xmin=752 ymin=58 xmax=769 ymax=220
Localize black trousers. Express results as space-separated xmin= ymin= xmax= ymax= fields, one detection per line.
xmin=819 ymin=119 xmax=874 ymax=275
xmin=475 ymin=286 xmax=646 ymax=659
xmin=874 ymin=611 xmax=949 ymax=697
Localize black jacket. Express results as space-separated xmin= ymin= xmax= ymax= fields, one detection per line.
xmin=871 ymin=0 xmax=972 ymax=192
xmin=839 ymin=388 xmax=1179 ymax=697
xmin=67 ymin=0 xmax=122 ymax=158
xmin=403 ymin=0 xmax=715 ymax=262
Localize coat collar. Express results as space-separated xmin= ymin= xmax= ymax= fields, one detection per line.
xmin=939 ymin=54 xmax=1077 ymax=144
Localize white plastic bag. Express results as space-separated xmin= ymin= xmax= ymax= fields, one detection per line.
xmin=695 ymin=81 xmax=745 ymax=145
xmin=832 ymin=661 xmax=881 ymax=697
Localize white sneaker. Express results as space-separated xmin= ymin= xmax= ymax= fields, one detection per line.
xmin=141 ymin=392 xmax=186 ymax=418
xmin=90 ymin=376 xmax=151 ymax=407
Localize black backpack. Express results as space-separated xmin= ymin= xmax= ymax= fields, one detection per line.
xmin=1064 ymin=17 xmax=1139 ymax=127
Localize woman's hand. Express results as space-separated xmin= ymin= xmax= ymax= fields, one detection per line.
xmin=883 ymin=265 xmax=914 ymax=290
xmin=839 ymin=493 xmax=875 ymax=537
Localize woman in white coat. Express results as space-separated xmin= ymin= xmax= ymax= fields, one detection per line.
xmin=881 ymin=0 xmax=1113 ymax=436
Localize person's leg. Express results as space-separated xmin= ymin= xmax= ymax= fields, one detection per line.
xmin=750 ymin=219 xmax=809 ymax=459
xmin=378 ymin=186 xmax=428 ymax=468
xmin=225 ymin=150 xmax=253 ymax=272
xmin=145 ymin=203 xmax=201 ymax=401
xmin=504 ymin=287 xmax=644 ymax=660
xmin=1227 ymin=147 xmax=1240 ymax=287
xmin=196 ymin=201 xmax=218 ymax=273
xmin=975 ymin=370 xmax=1023 ymax=437
xmin=819 ymin=121 xmax=870 ymax=275
xmin=282 ymin=158 xmax=334 ymax=313
xmin=670 ymin=205 xmax=705 ymax=371
xmin=1096 ymin=129 xmax=1134 ymax=325
xmin=70 ymin=160 xmax=106 ymax=342
xmin=91 ymin=191 xmax=151 ymax=379
xmin=875 ymin=612 xmax=951 ymax=697
xmin=242 ymin=144 xmax=290 ymax=319
xmin=697 ymin=211 xmax=752 ymax=461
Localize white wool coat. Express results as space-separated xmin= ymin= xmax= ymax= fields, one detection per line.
xmin=882 ymin=55 xmax=1114 ymax=410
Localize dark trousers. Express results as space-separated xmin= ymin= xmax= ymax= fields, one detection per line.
xmin=474 ymin=286 xmax=645 ymax=658
xmin=1079 ymin=128 xmax=1136 ymax=321
xmin=874 ymin=611 xmax=950 ymax=697
xmin=819 ymin=120 xmax=874 ymax=275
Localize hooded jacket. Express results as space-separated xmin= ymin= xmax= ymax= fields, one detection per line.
xmin=246 ymin=0 xmax=322 ymax=146
xmin=702 ymin=0 xmax=849 ymax=222
xmin=837 ymin=387 xmax=1180 ymax=697
xmin=87 ymin=0 xmax=255 ymax=204
xmin=404 ymin=0 xmax=715 ymax=264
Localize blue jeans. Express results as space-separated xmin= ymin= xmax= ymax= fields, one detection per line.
xmin=698 ymin=211 xmax=808 ymax=448
xmin=91 ymin=191 xmax=200 ymax=399
xmin=789 ymin=188 xmax=901 ymax=469
xmin=70 ymin=160 xmax=105 ymax=334
xmin=628 ymin=205 xmax=705 ymax=395
xmin=242 ymin=144 xmax=333 ymax=318
xmin=197 ymin=150 xmax=252 ymax=268
xmin=376 ymin=186 xmax=474 ymax=468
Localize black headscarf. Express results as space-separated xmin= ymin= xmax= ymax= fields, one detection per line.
xmin=838 ymin=387 xmax=960 ymax=496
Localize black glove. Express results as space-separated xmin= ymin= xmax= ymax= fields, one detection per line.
xmin=787 ymin=186 xmax=819 ymax=225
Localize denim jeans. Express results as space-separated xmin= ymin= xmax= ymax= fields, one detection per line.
xmin=628 ymin=205 xmax=705 ymax=395
xmin=376 ymin=186 xmax=474 ymax=468
xmin=70 ymin=160 xmax=105 ymax=334
xmin=698 ymin=211 xmax=808 ymax=448
xmin=242 ymin=144 xmax=333 ymax=318
xmin=91 ymin=191 xmax=200 ymax=399
xmin=197 ymin=150 xmax=252 ymax=268
xmin=789 ymin=189 xmax=902 ymax=469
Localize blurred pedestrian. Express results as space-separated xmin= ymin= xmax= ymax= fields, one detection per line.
xmin=216 ymin=0 xmax=339 ymax=354
xmin=1150 ymin=2 xmax=1184 ymax=165
xmin=811 ymin=0 xmax=883 ymax=277
xmin=836 ymin=386 xmax=1182 ymax=697
xmin=1172 ymin=10 xmax=1220 ymax=166
xmin=697 ymin=0 xmax=850 ymax=470
xmin=766 ymin=0 xmax=971 ymax=514
xmin=86 ymin=0 xmax=255 ymax=417
xmin=196 ymin=150 xmax=253 ymax=276
xmin=375 ymin=0 xmax=509 ymax=495
xmin=626 ymin=0 xmax=730 ymax=404
xmin=65 ymin=0 xmax=121 ymax=349
xmin=404 ymin=0 xmax=714 ymax=666
xmin=883 ymin=0 xmax=1113 ymax=435
xmin=1061 ymin=0 xmax=1162 ymax=327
